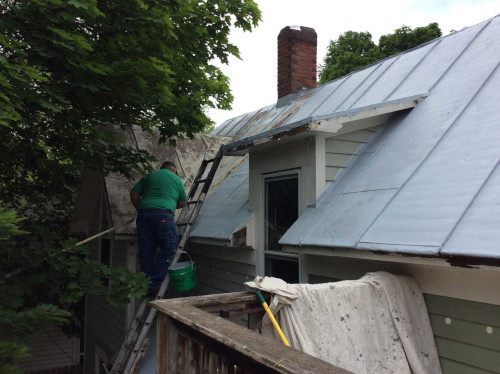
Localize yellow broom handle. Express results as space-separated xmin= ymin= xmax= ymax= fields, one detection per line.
xmin=256 ymin=290 xmax=290 ymax=346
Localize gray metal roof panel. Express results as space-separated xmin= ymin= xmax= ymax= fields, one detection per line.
xmin=336 ymin=56 xmax=398 ymax=112
xmin=346 ymin=19 xmax=500 ymax=195
xmin=387 ymin=21 xmax=484 ymax=101
xmin=280 ymin=16 xmax=500 ymax=259
xmin=360 ymin=61 xmax=500 ymax=250
xmin=442 ymin=162 xmax=500 ymax=258
xmin=282 ymin=77 xmax=349 ymax=126
xmin=354 ymin=43 xmax=436 ymax=107
xmin=313 ymin=65 xmax=380 ymax=116
xmin=190 ymin=159 xmax=252 ymax=240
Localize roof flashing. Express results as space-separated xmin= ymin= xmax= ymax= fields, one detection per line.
xmin=223 ymin=93 xmax=428 ymax=156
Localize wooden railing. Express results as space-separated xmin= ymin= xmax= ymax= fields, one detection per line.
xmin=151 ymin=292 xmax=352 ymax=374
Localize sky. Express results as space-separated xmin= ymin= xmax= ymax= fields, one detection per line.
xmin=207 ymin=0 xmax=500 ymax=127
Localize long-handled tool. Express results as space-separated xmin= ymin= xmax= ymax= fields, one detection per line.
xmin=255 ymin=290 xmax=290 ymax=346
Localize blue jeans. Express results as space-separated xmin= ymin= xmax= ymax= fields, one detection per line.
xmin=136 ymin=209 xmax=178 ymax=289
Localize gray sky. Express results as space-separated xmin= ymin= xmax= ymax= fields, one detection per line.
xmin=207 ymin=0 xmax=500 ymax=127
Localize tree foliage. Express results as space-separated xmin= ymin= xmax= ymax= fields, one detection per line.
xmin=0 ymin=207 xmax=150 ymax=371
xmin=0 ymin=0 xmax=261 ymax=370
xmin=319 ymin=23 xmax=442 ymax=83
xmin=0 ymin=0 xmax=261 ymax=215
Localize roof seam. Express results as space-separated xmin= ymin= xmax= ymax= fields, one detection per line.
xmin=348 ymin=55 xmax=401 ymax=110
xmin=439 ymin=59 xmax=500 ymax=253
xmin=427 ymin=19 xmax=491 ymax=94
xmin=237 ymin=105 xmax=275 ymax=140
xmin=297 ymin=75 xmax=351 ymax=122
xmin=342 ymin=187 xmax=398 ymax=195
xmin=383 ymin=39 xmax=442 ymax=102
xmin=228 ymin=109 xmax=263 ymax=137
xmin=334 ymin=65 xmax=383 ymax=112
xmin=225 ymin=112 xmax=254 ymax=137
xmin=357 ymin=241 xmax=440 ymax=248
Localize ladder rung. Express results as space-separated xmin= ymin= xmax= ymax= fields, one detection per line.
xmin=187 ymin=200 xmax=198 ymax=205
xmin=197 ymin=178 xmax=211 ymax=184
xmin=177 ymin=222 xmax=190 ymax=227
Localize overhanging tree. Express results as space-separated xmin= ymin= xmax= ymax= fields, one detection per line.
xmin=1 ymin=0 xmax=261 ymax=214
xmin=0 ymin=0 xmax=261 ymax=370
xmin=319 ymin=23 xmax=442 ymax=83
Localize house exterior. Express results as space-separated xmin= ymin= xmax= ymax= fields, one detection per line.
xmin=72 ymin=16 xmax=500 ymax=373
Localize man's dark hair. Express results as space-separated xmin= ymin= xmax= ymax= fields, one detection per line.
xmin=161 ymin=161 xmax=176 ymax=170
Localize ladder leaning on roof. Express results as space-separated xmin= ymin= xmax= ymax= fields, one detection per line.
xmin=109 ymin=144 xmax=225 ymax=374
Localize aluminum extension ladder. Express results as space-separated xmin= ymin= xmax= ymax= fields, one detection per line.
xmin=110 ymin=145 xmax=224 ymax=374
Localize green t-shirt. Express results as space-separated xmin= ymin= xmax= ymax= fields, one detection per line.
xmin=132 ymin=169 xmax=187 ymax=212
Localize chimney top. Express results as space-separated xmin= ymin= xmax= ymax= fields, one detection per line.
xmin=277 ymin=26 xmax=317 ymax=100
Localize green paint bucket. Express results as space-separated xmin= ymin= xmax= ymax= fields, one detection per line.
xmin=168 ymin=261 xmax=196 ymax=291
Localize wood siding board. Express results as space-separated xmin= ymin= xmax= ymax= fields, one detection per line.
xmin=325 ymin=139 xmax=364 ymax=154
xmin=195 ymin=266 xmax=253 ymax=288
xmin=196 ymin=272 xmax=247 ymax=293
xmin=194 ymin=254 xmax=255 ymax=277
xmin=430 ymin=314 xmax=500 ymax=352
xmin=86 ymin=294 xmax=127 ymax=353
xmin=333 ymin=129 xmax=378 ymax=142
xmin=326 ymin=153 xmax=353 ymax=167
xmin=187 ymin=243 xmax=256 ymax=265
xmin=17 ymin=325 xmax=77 ymax=371
xmin=326 ymin=166 xmax=343 ymax=181
xmin=439 ymin=357 xmax=497 ymax=374
xmin=192 ymin=282 xmax=226 ymax=296
xmin=435 ymin=336 xmax=500 ymax=373
xmin=425 ymin=294 xmax=500 ymax=327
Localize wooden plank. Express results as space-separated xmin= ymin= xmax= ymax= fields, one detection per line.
xmin=151 ymin=294 xmax=353 ymax=374
xmin=430 ymin=314 xmax=500 ymax=352
xmin=325 ymin=139 xmax=363 ymax=154
xmin=194 ymin=253 xmax=255 ymax=277
xmin=440 ymin=357 xmax=496 ymax=374
xmin=333 ymin=127 xmax=379 ymax=142
xmin=196 ymin=262 xmax=254 ymax=285
xmin=325 ymin=153 xmax=353 ymax=167
xmin=435 ymin=337 xmax=500 ymax=373
xmin=326 ymin=166 xmax=342 ymax=182
xmin=187 ymin=242 xmax=256 ymax=265
xmin=425 ymin=294 xmax=500 ymax=327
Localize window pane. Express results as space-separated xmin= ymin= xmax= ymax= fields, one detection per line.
xmin=265 ymin=175 xmax=298 ymax=251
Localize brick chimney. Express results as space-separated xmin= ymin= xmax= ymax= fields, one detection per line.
xmin=277 ymin=26 xmax=317 ymax=100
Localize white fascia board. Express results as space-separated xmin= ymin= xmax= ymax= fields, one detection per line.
xmin=224 ymin=93 xmax=427 ymax=156
xmin=189 ymin=237 xmax=234 ymax=247
xmin=309 ymin=94 xmax=427 ymax=133
xmin=282 ymin=245 xmax=500 ymax=272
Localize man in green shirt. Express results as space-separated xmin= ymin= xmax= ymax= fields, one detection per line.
xmin=130 ymin=161 xmax=187 ymax=295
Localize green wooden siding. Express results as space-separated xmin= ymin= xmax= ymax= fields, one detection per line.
xmin=325 ymin=127 xmax=379 ymax=184
xmin=425 ymin=294 xmax=500 ymax=374
xmin=185 ymin=243 xmax=256 ymax=296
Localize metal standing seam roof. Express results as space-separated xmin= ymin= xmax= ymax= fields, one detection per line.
xmin=279 ymin=15 xmax=500 ymax=259
xmin=194 ymin=15 xmax=500 ymax=260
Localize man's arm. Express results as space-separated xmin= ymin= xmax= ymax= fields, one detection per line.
xmin=176 ymin=200 xmax=187 ymax=209
xmin=130 ymin=190 xmax=141 ymax=210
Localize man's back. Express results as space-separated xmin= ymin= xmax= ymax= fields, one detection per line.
xmin=132 ymin=169 xmax=185 ymax=212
